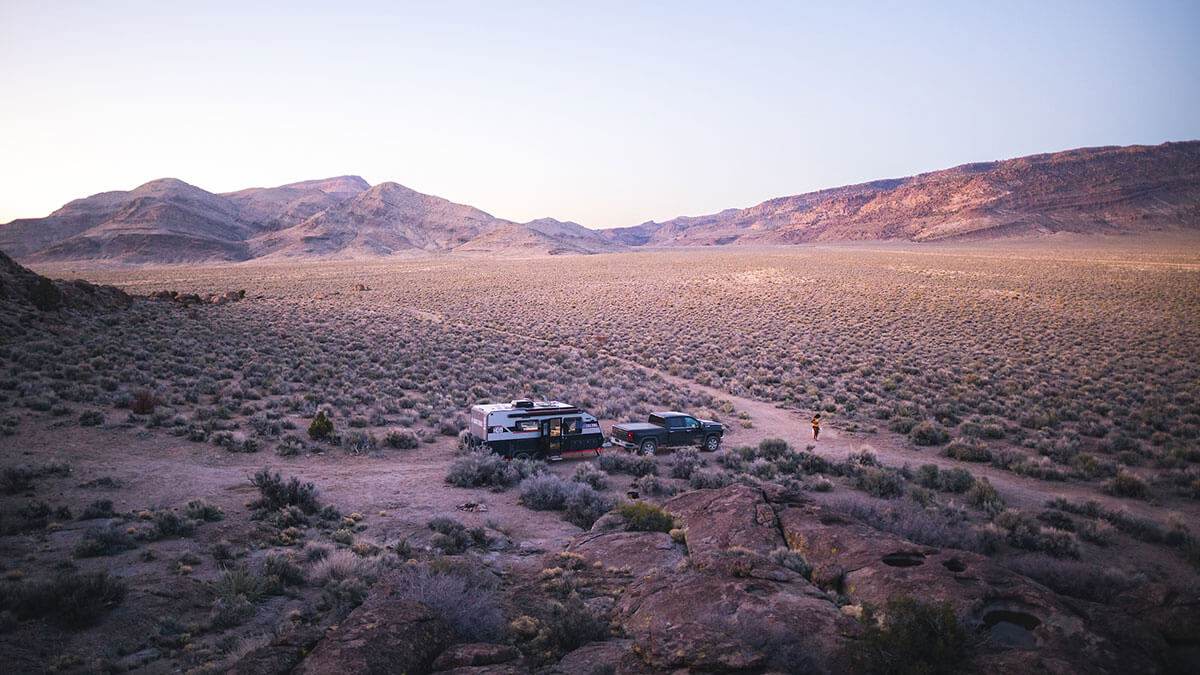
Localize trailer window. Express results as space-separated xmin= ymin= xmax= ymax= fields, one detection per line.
xmin=563 ymin=417 xmax=582 ymax=435
xmin=515 ymin=420 xmax=539 ymax=432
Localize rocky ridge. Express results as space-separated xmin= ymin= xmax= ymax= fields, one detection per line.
xmin=1 ymin=177 xmax=621 ymax=265
xmin=603 ymin=141 xmax=1200 ymax=246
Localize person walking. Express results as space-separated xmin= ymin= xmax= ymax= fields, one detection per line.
xmin=811 ymin=414 xmax=821 ymax=440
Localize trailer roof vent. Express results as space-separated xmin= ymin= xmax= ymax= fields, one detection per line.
xmin=511 ymin=399 xmax=535 ymax=409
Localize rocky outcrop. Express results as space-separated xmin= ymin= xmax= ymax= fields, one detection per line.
xmin=0 ymin=249 xmax=130 ymax=315
xmin=291 ymin=593 xmax=455 ymax=675
xmin=561 ymin=484 xmax=1195 ymax=673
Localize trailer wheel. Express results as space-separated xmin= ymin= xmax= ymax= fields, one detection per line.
xmin=514 ymin=452 xmax=532 ymax=461
xmin=703 ymin=435 xmax=721 ymax=452
xmin=639 ymin=439 xmax=657 ymax=456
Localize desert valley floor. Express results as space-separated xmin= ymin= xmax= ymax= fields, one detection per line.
xmin=2 ymin=241 xmax=1199 ymax=673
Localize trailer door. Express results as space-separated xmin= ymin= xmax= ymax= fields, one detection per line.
xmin=540 ymin=417 xmax=562 ymax=456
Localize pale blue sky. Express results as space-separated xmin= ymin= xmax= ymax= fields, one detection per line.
xmin=2 ymin=1 xmax=1198 ymax=228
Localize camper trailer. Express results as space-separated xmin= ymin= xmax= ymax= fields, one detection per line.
xmin=468 ymin=399 xmax=605 ymax=460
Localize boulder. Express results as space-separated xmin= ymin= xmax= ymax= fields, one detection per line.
xmin=568 ymin=529 xmax=682 ymax=572
xmin=431 ymin=643 xmax=521 ymax=670
xmin=292 ymin=593 xmax=454 ymax=675
xmin=553 ymin=640 xmax=652 ymax=674
xmin=665 ymin=485 xmax=786 ymax=557
xmin=227 ymin=626 xmax=324 ymax=675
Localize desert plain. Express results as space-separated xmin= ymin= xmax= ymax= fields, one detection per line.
xmin=2 ymin=239 xmax=1199 ymax=673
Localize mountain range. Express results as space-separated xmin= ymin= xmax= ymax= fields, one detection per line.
xmin=2 ymin=141 xmax=1197 ymax=265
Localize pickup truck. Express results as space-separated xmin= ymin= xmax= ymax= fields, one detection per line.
xmin=609 ymin=411 xmax=724 ymax=455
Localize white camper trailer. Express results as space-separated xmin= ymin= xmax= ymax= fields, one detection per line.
xmin=468 ymin=399 xmax=605 ymax=460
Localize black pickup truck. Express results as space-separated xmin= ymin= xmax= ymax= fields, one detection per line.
xmin=609 ymin=412 xmax=724 ymax=455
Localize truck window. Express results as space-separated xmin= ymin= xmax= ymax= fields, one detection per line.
xmin=685 ymin=417 xmax=700 ymax=429
xmin=648 ymin=414 xmax=665 ymax=426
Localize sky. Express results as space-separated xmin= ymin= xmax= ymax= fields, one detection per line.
xmin=1 ymin=1 xmax=1198 ymax=229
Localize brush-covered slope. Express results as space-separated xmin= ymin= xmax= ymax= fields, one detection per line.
xmin=604 ymin=141 xmax=1200 ymax=245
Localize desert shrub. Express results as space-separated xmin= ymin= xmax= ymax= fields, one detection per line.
xmin=968 ymin=477 xmax=1003 ymax=512
xmin=831 ymin=495 xmax=982 ymax=552
xmin=563 ymin=486 xmax=613 ymax=529
xmin=597 ymin=453 xmax=657 ymax=477
xmin=993 ymin=510 xmax=1080 ymax=558
xmin=318 ymin=577 xmax=371 ymax=613
xmin=390 ymin=564 xmax=503 ymax=642
xmin=0 ymin=572 xmax=125 ymax=627
xmin=1004 ymin=555 xmax=1134 ymax=602
xmin=633 ymin=473 xmax=676 ymax=497
xmin=149 ymin=510 xmax=197 ymax=539
xmin=849 ymin=596 xmax=975 ymax=674
xmin=309 ymin=549 xmax=381 ymax=586
xmin=795 ymin=450 xmax=830 ymax=475
xmin=263 ymin=551 xmax=306 ymax=589
xmin=910 ymin=422 xmax=950 ymax=446
xmin=670 ymin=447 xmax=700 ymax=479
xmin=30 ymin=276 xmax=63 ymax=311
xmin=130 ymin=389 xmax=162 ymax=415
xmin=445 ymin=449 xmax=545 ymax=490
xmin=1078 ymin=519 xmax=1117 ymax=546
xmin=914 ymin=464 xmax=940 ymax=489
xmin=757 ymin=437 xmax=789 ymax=460
xmin=980 ymin=423 xmax=1006 ymax=439
xmin=210 ymin=566 xmax=265 ymax=605
xmin=428 ymin=516 xmax=487 ymax=554
xmin=507 ymin=597 xmax=609 ymax=661
xmin=1072 ymin=453 xmax=1119 ymax=479
xmin=617 ymin=501 xmax=674 ymax=532
xmin=748 ymin=458 xmax=779 ymax=480
xmin=78 ymin=409 xmax=105 ymax=426
xmin=342 ymin=430 xmax=377 ymax=455
xmin=855 ymin=467 xmax=905 ymax=499
xmin=74 ymin=522 xmax=137 ymax=557
xmin=307 ymin=411 xmax=334 ymax=440
xmin=2 ymin=465 xmax=36 ymax=494
xmin=571 ymin=462 xmax=609 ymax=490
xmin=769 ymin=548 xmax=813 ymax=579
xmin=1036 ymin=509 xmax=1075 ymax=532
xmin=519 ymin=474 xmax=608 ymax=527
xmin=908 ymin=485 xmax=934 ymax=507
xmin=845 ymin=450 xmax=880 ymax=469
xmin=942 ymin=438 xmax=991 ymax=462
xmin=78 ymin=499 xmax=115 ymax=520
xmin=888 ymin=417 xmax=917 ymax=434
xmin=185 ymin=499 xmax=223 ymax=522
xmin=690 ymin=469 xmax=733 ymax=489
xmin=249 ymin=467 xmax=321 ymax=514
xmin=1101 ymin=509 xmax=1163 ymax=542
xmin=384 ymin=428 xmax=419 ymax=449
xmin=1103 ymin=471 xmax=1150 ymax=500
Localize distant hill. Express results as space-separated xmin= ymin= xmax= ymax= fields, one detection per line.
xmin=603 ymin=141 xmax=1200 ymax=246
xmin=1 ymin=176 xmax=622 ymax=265
xmin=3 ymin=141 xmax=1197 ymax=265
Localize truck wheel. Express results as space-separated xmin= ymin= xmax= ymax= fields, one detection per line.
xmin=703 ymin=435 xmax=721 ymax=452
xmin=640 ymin=439 xmax=657 ymax=456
